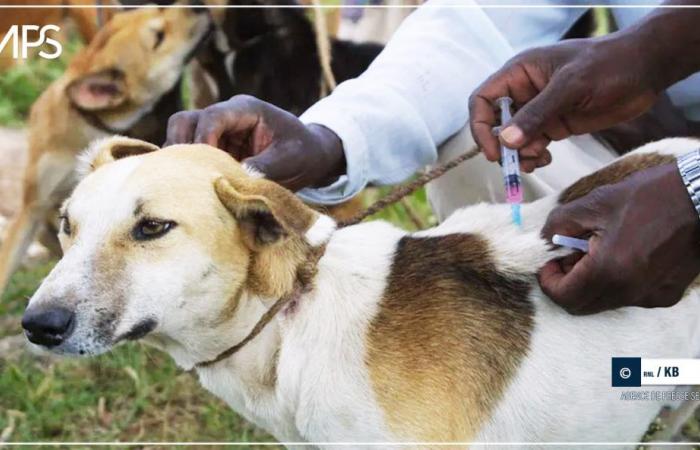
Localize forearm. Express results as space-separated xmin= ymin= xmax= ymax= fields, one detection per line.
xmin=629 ymin=1 xmax=700 ymax=91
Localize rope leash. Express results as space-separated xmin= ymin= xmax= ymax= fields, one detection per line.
xmin=194 ymin=146 xmax=482 ymax=368
xmin=311 ymin=0 xmax=338 ymax=97
xmin=339 ymin=146 xmax=481 ymax=227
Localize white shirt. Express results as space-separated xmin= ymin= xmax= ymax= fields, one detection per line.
xmin=298 ymin=0 xmax=700 ymax=204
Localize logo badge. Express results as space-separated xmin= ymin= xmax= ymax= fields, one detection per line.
xmin=0 ymin=25 xmax=62 ymax=60
xmin=612 ymin=357 xmax=641 ymax=387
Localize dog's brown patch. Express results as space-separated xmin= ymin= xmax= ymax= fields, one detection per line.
xmin=366 ymin=234 xmax=533 ymax=441
xmin=559 ymin=152 xmax=675 ymax=204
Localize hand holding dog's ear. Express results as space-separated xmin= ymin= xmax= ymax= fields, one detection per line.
xmin=539 ymin=163 xmax=700 ymax=315
xmin=165 ymin=95 xmax=346 ymax=191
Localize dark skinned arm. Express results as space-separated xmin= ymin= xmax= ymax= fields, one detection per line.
xmin=468 ymin=2 xmax=700 ymax=313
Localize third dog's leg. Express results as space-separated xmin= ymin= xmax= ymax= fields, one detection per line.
xmin=0 ymin=204 xmax=44 ymax=295
xmin=0 ymin=151 xmax=74 ymax=296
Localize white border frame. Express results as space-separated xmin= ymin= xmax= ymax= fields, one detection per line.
xmin=1 ymin=1 xmax=700 ymax=447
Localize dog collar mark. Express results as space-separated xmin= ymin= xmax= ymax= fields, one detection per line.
xmin=74 ymin=107 xmax=130 ymax=135
xmin=194 ymin=244 xmax=326 ymax=369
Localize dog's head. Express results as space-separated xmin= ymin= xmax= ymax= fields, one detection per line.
xmin=65 ymin=6 xmax=211 ymax=131
xmin=22 ymin=137 xmax=335 ymax=365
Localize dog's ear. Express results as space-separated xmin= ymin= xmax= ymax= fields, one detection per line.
xmin=76 ymin=136 xmax=159 ymax=178
xmin=215 ymin=176 xmax=335 ymax=250
xmin=66 ymin=69 xmax=127 ymax=111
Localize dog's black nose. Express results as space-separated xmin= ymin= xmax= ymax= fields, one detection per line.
xmin=22 ymin=307 xmax=75 ymax=347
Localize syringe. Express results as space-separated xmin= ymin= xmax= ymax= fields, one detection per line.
xmin=496 ymin=96 xmax=523 ymax=227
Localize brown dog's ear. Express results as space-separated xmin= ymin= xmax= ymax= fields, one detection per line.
xmin=66 ymin=69 xmax=127 ymax=111
xmin=215 ymin=176 xmax=336 ymax=250
xmin=76 ymin=136 xmax=159 ymax=178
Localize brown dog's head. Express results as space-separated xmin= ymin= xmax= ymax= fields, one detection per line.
xmin=65 ymin=6 xmax=211 ymax=133
xmin=22 ymin=138 xmax=335 ymax=367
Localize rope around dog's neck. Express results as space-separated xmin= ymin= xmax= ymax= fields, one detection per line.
xmin=195 ymin=244 xmax=326 ymax=369
xmin=194 ymin=146 xmax=482 ymax=369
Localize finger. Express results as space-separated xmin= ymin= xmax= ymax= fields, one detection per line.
xmin=469 ymin=93 xmax=500 ymax=162
xmin=520 ymin=158 xmax=538 ymax=174
xmin=504 ymin=72 xmax=579 ymax=148
xmin=541 ymin=199 xmax=600 ymax=242
xmin=470 ymin=58 xmax=548 ymax=159
xmin=538 ymin=253 xmax=601 ymax=310
xmin=193 ymin=108 xmax=229 ymax=148
xmin=517 ymin=148 xmax=552 ymax=172
xmin=559 ymin=252 xmax=583 ymax=273
xmin=517 ymin=137 xmax=550 ymax=159
xmin=535 ymin=150 xmax=552 ymax=168
xmin=164 ymin=110 xmax=200 ymax=146
xmin=242 ymin=145 xmax=292 ymax=185
xmin=193 ymin=97 xmax=264 ymax=149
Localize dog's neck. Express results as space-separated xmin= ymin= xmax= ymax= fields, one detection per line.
xmin=148 ymin=288 xmax=282 ymax=372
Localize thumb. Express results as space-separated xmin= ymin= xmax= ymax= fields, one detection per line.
xmin=242 ymin=145 xmax=289 ymax=183
xmin=541 ymin=200 xmax=599 ymax=244
xmin=501 ymin=74 xmax=576 ymax=148
xmin=242 ymin=153 xmax=271 ymax=178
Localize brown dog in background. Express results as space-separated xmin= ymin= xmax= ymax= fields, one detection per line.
xmin=0 ymin=6 xmax=211 ymax=294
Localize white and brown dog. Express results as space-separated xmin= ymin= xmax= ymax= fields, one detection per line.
xmin=21 ymin=135 xmax=700 ymax=446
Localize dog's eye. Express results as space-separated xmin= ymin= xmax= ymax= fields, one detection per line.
xmin=133 ymin=219 xmax=175 ymax=241
xmin=59 ymin=215 xmax=71 ymax=235
xmin=153 ymin=30 xmax=165 ymax=50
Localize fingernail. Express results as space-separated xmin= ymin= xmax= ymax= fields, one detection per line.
xmin=501 ymin=126 xmax=524 ymax=146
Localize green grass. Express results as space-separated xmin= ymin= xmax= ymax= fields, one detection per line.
xmin=0 ymin=345 xmax=274 ymax=445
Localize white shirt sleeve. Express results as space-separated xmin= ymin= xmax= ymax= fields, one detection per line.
xmin=297 ymin=0 xmax=515 ymax=204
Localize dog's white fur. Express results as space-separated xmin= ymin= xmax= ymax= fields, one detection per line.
xmin=25 ymin=137 xmax=700 ymax=447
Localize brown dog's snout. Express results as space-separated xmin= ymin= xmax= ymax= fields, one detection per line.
xmin=22 ymin=306 xmax=75 ymax=348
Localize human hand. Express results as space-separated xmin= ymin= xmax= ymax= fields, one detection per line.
xmin=539 ymin=163 xmax=700 ymax=315
xmin=469 ymin=34 xmax=661 ymax=172
xmin=165 ymin=95 xmax=346 ymax=191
